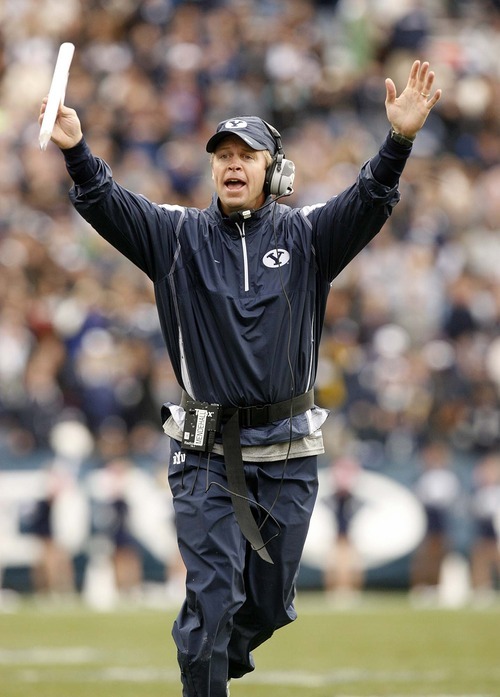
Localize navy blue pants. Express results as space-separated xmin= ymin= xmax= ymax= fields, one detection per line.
xmin=167 ymin=439 xmax=318 ymax=697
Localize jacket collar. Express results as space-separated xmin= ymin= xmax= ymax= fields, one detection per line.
xmin=208 ymin=193 xmax=275 ymax=233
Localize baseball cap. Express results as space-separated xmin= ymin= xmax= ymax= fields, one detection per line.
xmin=206 ymin=116 xmax=277 ymax=155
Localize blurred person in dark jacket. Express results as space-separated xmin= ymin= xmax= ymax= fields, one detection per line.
xmin=410 ymin=437 xmax=461 ymax=601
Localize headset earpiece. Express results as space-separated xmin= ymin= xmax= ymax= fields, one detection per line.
xmin=265 ymin=154 xmax=296 ymax=197
xmin=263 ymin=122 xmax=296 ymax=197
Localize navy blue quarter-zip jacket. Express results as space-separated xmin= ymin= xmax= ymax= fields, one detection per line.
xmin=66 ymin=136 xmax=402 ymax=445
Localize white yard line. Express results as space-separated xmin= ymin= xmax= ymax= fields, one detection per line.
xmin=0 ymin=647 xmax=100 ymax=664
xmin=1 ymin=646 xmax=498 ymax=697
xmin=1 ymin=649 xmax=496 ymax=697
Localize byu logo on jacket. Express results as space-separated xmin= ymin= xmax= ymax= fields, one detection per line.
xmin=262 ymin=249 xmax=290 ymax=268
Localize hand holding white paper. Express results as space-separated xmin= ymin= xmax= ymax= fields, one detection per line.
xmin=39 ymin=42 xmax=75 ymax=151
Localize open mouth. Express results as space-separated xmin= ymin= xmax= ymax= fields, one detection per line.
xmin=224 ymin=178 xmax=246 ymax=190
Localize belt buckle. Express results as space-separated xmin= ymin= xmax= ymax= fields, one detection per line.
xmin=239 ymin=404 xmax=269 ymax=428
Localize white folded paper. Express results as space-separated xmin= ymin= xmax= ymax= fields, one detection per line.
xmin=39 ymin=42 xmax=75 ymax=151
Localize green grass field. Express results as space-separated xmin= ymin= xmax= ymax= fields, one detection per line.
xmin=1 ymin=592 xmax=499 ymax=697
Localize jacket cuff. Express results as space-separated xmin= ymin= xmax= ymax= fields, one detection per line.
xmin=369 ymin=131 xmax=413 ymax=188
xmin=62 ymin=137 xmax=99 ymax=185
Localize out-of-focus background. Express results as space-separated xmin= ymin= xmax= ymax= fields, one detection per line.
xmin=0 ymin=0 xmax=499 ymax=610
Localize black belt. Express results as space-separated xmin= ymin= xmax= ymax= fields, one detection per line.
xmin=180 ymin=389 xmax=315 ymax=564
xmin=180 ymin=389 xmax=314 ymax=429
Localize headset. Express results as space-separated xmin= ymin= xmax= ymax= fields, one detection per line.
xmin=262 ymin=121 xmax=296 ymax=197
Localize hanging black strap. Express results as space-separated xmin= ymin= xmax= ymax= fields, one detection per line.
xmin=222 ymin=408 xmax=273 ymax=564
xmin=178 ymin=389 xmax=315 ymax=564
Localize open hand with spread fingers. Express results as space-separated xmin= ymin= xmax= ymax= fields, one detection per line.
xmin=385 ymin=60 xmax=442 ymax=141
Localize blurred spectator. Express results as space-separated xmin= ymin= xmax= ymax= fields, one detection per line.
xmin=410 ymin=438 xmax=461 ymax=601
xmin=323 ymin=455 xmax=364 ymax=604
xmin=19 ymin=415 xmax=93 ymax=598
xmin=23 ymin=465 xmax=76 ymax=597
xmin=87 ymin=454 xmax=144 ymax=600
xmin=470 ymin=452 xmax=500 ymax=603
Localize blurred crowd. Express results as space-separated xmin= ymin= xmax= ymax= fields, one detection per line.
xmin=0 ymin=0 xmax=499 ymax=597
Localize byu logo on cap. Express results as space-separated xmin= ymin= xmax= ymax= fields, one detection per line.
xmin=224 ymin=119 xmax=248 ymax=129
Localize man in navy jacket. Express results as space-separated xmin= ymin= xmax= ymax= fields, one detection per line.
xmin=40 ymin=60 xmax=440 ymax=697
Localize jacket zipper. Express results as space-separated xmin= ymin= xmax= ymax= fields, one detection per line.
xmin=236 ymin=222 xmax=250 ymax=292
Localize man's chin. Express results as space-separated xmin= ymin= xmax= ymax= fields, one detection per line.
xmin=223 ymin=200 xmax=248 ymax=214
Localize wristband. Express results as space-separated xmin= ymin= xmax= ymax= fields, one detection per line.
xmin=390 ymin=127 xmax=415 ymax=147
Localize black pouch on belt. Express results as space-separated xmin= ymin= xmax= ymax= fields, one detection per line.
xmin=181 ymin=399 xmax=221 ymax=453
